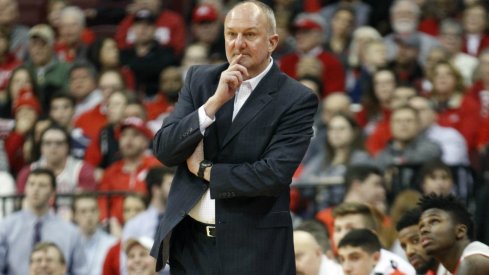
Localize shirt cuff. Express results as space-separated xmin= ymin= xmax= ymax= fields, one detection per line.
xmin=198 ymin=106 xmax=215 ymax=135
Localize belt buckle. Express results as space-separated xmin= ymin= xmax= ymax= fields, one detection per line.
xmin=206 ymin=226 xmax=216 ymax=237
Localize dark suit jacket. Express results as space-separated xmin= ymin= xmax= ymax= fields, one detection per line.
xmin=151 ymin=62 xmax=318 ymax=274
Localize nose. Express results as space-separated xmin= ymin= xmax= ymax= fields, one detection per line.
xmin=235 ymin=33 xmax=246 ymax=50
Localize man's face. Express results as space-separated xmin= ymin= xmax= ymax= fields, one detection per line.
xmin=391 ymin=87 xmax=417 ymax=109
xmin=192 ymin=21 xmax=221 ymax=44
xmin=398 ymin=225 xmax=435 ymax=273
xmin=439 ymin=27 xmax=462 ymax=54
xmin=69 ymin=68 xmax=96 ymax=100
xmin=98 ymin=71 xmax=124 ymax=102
xmin=160 ymin=67 xmax=182 ymax=100
xmin=422 ymin=169 xmax=454 ymax=196
xmin=0 ymin=0 xmax=17 ymax=26
xmin=49 ymin=98 xmax=74 ymax=127
xmin=224 ymin=3 xmax=278 ymax=78
xmin=293 ymin=231 xmax=322 ymax=275
xmin=133 ymin=22 xmax=156 ymax=45
xmin=28 ymin=37 xmax=52 ymax=66
xmin=58 ymin=15 xmax=82 ymax=45
xmin=338 ymin=246 xmax=379 ymax=275
xmin=373 ymin=71 xmax=395 ymax=104
xmin=295 ymin=29 xmax=323 ymax=53
xmin=29 ymin=247 xmax=66 ymax=275
xmin=390 ymin=109 xmax=419 ymax=142
xmin=396 ymin=44 xmax=418 ymax=65
xmin=123 ymin=196 xmax=146 ymax=222
xmin=333 ymin=214 xmax=368 ymax=248
xmin=391 ymin=2 xmax=418 ymax=34
xmin=409 ymin=97 xmax=435 ymax=130
xmin=73 ymin=198 xmax=99 ymax=236
xmin=356 ymin=174 xmax=385 ymax=206
xmin=25 ymin=174 xmax=54 ymax=210
xmin=419 ymin=209 xmax=459 ymax=256
xmin=107 ymin=92 xmax=128 ymax=124
xmin=119 ymin=128 xmax=149 ymax=160
xmin=464 ymin=6 xmax=487 ymax=34
xmin=126 ymin=244 xmax=156 ymax=275
xmin=40 ymin=129 xmax=69 ymax=165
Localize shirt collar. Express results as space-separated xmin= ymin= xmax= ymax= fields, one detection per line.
xmin=242 ymin=57 xmax=274 ymax=91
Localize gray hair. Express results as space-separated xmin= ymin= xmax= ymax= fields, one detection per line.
xmin=440 ymin=18 xmax=463 ymax=36
xmin=390 ymin=0 xmax=421 ymax=18
xmin=230 ymin=1 xmax=277 ymax=35
xmin=60 ymin=6 xmax=86 ymax=27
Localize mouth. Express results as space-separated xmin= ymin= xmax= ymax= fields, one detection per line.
xmin=420 ymin=236 xmax=433 ymax=248
xmin=408 ymin=256 xmax=421 ymax=268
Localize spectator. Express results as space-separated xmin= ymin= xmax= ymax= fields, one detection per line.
xmin=332 ymin=202 xmax=416 ymax=275
xmin=120 ymin=9 xmax=178 ymax=98
xmin=0 ymin=66 xmax=38 ymax=119
xmin=102 ymin=193 xmax=147 ymax=275
xmin=48 ymin=92 xmax=89 ymax=159
xmin=21 ymin=118 xmax=54 ymax=166
xmin=462 ymin=3 xmax=489 ymax=57
xmin=347 ymin=26 xmax=382 ymax=70
xmin=4 ymin=89 xmax=41 ymax=175
xmin=181 ymin=42 xmax=210 ymax=81
xmin=116 ymin=0 xmax=186 ymax=55
xmin=418 ymin=160 xmax=455 ymax=196
xmin=74 ymin=69 xmax=126 ymax=142
xmin=384 ymin=0 xmax=439 ymax=66
xmin=0 ymin=168 xmax=88 ymax=275
xmin=337 ymin=229 xmax=382 ymax=275
xmin=389 ymin=35 xmax=424 ymax=90
xmin=429 ymin=61 xmax=480 ymax=151
xmin=467 ymin=49 xmax=489 ymax=119
xmin=25 ymin=24 xmax=70 ymax=111
xmin=409 ymin=96 xmax=469 ymax=165
xmin=54 ymin=6 xmax=89 ymax=63
xmin=68 ymin=62 xmax=102 ymax=119
xmin=293 ymin=230 xmax=343 ymax=275
xmin=124 ymin=237 xmax=158 ymax=275
xmin=438 ymin=19 xmax=478 ymax=86
xmin=87 ymin=37 xmax=136 ymax=90
xmin=418 ymin=194 xmax=489 ymax=274
xmin=420 ymin=46 xmax=450 ymax=95
xmin=374 ymin=105 xmax=442 ymax=170
xmin=72 ymin=193 xmax=117 ymax=275
xmin=0 ymin=0 xmax=29 ymax=59
xmin=28 ymin=242 xmax=67 ymax=275
xmin=16 ymin=125 xmax=97 ymax=220
xmin=0 ymin=29 xmax=21 ymax=103
xmin=320 ymin=0 xmax=371 ymax=29
xmin=325 ymin=5 xmax=356 ymax=68
xmin=190 ymin=3 xmax=225 ymax=62
xmin=98 ymin=117 xmax=160 ymax=224
xmin=280 ymin=12 xmax=346 ymax=97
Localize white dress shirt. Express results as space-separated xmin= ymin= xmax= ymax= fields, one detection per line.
xmin=189 ymin=58 xmax=274 ymax=224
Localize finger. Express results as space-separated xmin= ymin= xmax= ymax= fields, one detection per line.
xmin=228 ymin=64 xmax=249 ymax=79
xmin=230 ymin=54 xmax=243 ymax=66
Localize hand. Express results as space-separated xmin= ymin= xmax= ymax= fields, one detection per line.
xmin=187 ymin=140 xmax=204 ymax=176
xmin=204 ymin=54 xmax=249 ymax=118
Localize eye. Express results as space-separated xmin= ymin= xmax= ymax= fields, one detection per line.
xmin=226 ymin=32 xmax=237 ymax=39
xmin=245 ymin=32 xmax=256 ymax=39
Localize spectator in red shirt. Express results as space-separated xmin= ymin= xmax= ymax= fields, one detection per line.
xmin=462 ymin=3 xmax=489 ymax=57
xmin=54 ymin=6 xmax=90 ymax=63
xmin=98 ymin=117 xmax=160 ymax=224
xmin=190 ymin=3 xmax=226 ymax=62
xmin=0 ymin=67 xmax=38 ymax=119
xmin=429 ymin=61 xmax=480 ymax=151
xmin=0 ymin=29 xmax=21 ymax=103
xmin=280 ymin=12 xmax=346 ymax=97
xmin=69 ymin=62 xmax=102 ymax=119
xmin=116 ymin=0 xmax=186 ymax=55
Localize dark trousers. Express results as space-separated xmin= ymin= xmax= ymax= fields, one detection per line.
xmin=169 ymin=216 xmax=221 ymax=275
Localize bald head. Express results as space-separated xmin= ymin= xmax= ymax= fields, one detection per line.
xmin=294 ymin=230 xmax=323 ymax=275
xmin=322 ymin=92 xmax=352 ymax=124
xmin=227 ymin=1 xmax=276 ymax=35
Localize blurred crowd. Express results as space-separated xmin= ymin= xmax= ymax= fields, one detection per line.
xmin=1 ymin=0 xmax=489 ymax=274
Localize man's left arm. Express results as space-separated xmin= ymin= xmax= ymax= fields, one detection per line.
xmin=456 ymin=255 xmax=489 ymax=275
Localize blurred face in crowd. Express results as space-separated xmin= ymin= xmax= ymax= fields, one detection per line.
xmin=409 ymin=96 xmax=435 ymax=130
xmin=119 ymin=128 xmax=149 ymax=160
xmin=49 ymin=98 xmax=74 ymax=127
xmin=295 ymin=28 xmax=323 ymax=53
xmin=133 ymin=21 xmax=156 ymax=46
xmin=396 ymin=43 xmax=419 ymax=65
xmin=353 ymin=174 xmax=386 ymax=207
xmin=293 ymin=231 xmax=322 ymax=275
xmin=422 ymin=169 xmax=454 ymax=196
xmin=29 ymin=37 xmax=53 ymax=66
xmin=73 ymin=197 xmax=100 ymax=236
xmin=29 ymin=246 xmax=66 ymax=275
xmin=398 ymin=224 xmax=435 ymax=273
xmin=224 ymin=3 xmax=278 ymax=78
xmin=373 ymin=70 xmax=395 ymax=106
xmin=333 ymin=214 xmax=369 ymax=248
xmin=41 ymin=128 xmax=69 ymax=166
xmin=391 ymin=87 xmax=417 ymax=109
xmin=69 ymin=67 xmax=96 ymax=100
xmin=124 ymin=103 xmax=147 ymax=120
xmin=98 ymin=71 xmax=125 ymax=102
xmin=463 ymin=5 xmax=487 ymax=34
xmin=364 ymin=42 xmax=387 ymax=68
xmin=9 ymin=68 xmax=33 ymax=101
xmin=47 ymin=1 xmax=66 ymax=28
xmin=425 ymin=48 xmax=448 ymax=77
xmin=0 ymin=0 xmax=18 ymax=26
xmin=134 ymin=0 xmax=161 ymax=14
xmin=58 ymin=12 xmax=83 ymax=45
xmin=331 ymin=9 xmax=354 ymax=37
xmin=321 ymin=93 xmax=351 ymax=125
xmin=193 ymin=20 xmax=221 ymax=45
xmin=439 ymin=26 xmax=462 ymax=55
xmin=338 ymin=246 xmax=379 ymax=275
xmin=123 ymin=195 xmax=146 ymax=223
xmin=107 ymin=91 xmax=128 ymax=124
xmin=182 ymin=44 xmax=209 ymax=69
xmin=328 ymin=115 xmax=355 ymax=149
xmin=160 ymin=67 xmax=182 ymax=102
xmin=432 ymin=64 xmax=458 ymax=96
xmin=391 ymin=108 xmax=419 ymax=143
xmin=126 ymin=243 xmax=157 ymax=275
xmin=100 ymin=38 xmax=119 ymax=68
xmin=25 ymin=173 xmax=54 ymax=211
xmin=391 ymin=1 xmax=418 ymax=34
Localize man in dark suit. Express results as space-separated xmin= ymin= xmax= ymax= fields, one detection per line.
xmin=150 ymin=1 xmax=318 ymax=274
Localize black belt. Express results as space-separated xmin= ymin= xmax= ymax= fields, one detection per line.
xmin=186 ymin=216 xmax=216 ymax=237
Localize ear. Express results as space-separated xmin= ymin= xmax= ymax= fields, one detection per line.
xmin=268 ymin=34 xmax=279 ymax=53
xmin=372 ymin=251 xmax=381 ymax=264
xmin=455 ymin=224 xmax=468 ymax=240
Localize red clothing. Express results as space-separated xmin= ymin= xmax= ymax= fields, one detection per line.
xmin=4 ymin=131 xmax=26 ymax=175
xmin=356 ymin=107 xmax=391 ymax=129
xmin=102 ymin=241 xmax=121 ymax=275
xmin=435 ymin=94 xmax=481 ymax=151
xmin=418 ymin=18 xmax=439 ymax=37
xmin=115 ymin=10 xmax=186 ymax=55
xmin=462 ymin=34 xmax=489 ymax=57
xmin=478 ymin=117 xmax=489 ymax=149
xmin=121 ymin=66 xmax=136 ymax=90
xmin=365 ymin=119 xmax=391 ymax=156
xmin=467 ymin=81 xmax=489 ymax=118
xmin=81 ymin=28 xmax=95 ymax=45
xmin=98 ymin=155 xmax=161 ymax=223
xmin=54 ymin=41 xmax=86 ymax=63
xmin=74 ymin=104 xmax=107 ymax=142
xmin=0 ymin=53 xmax=21 ymax=92
xmin=144 ymin=94 xmax=173 ymax=120
xmin=315 ymin=207 xmax=335 ymax=240
xmin=279 ymin=50 xmax=346 ymax=97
